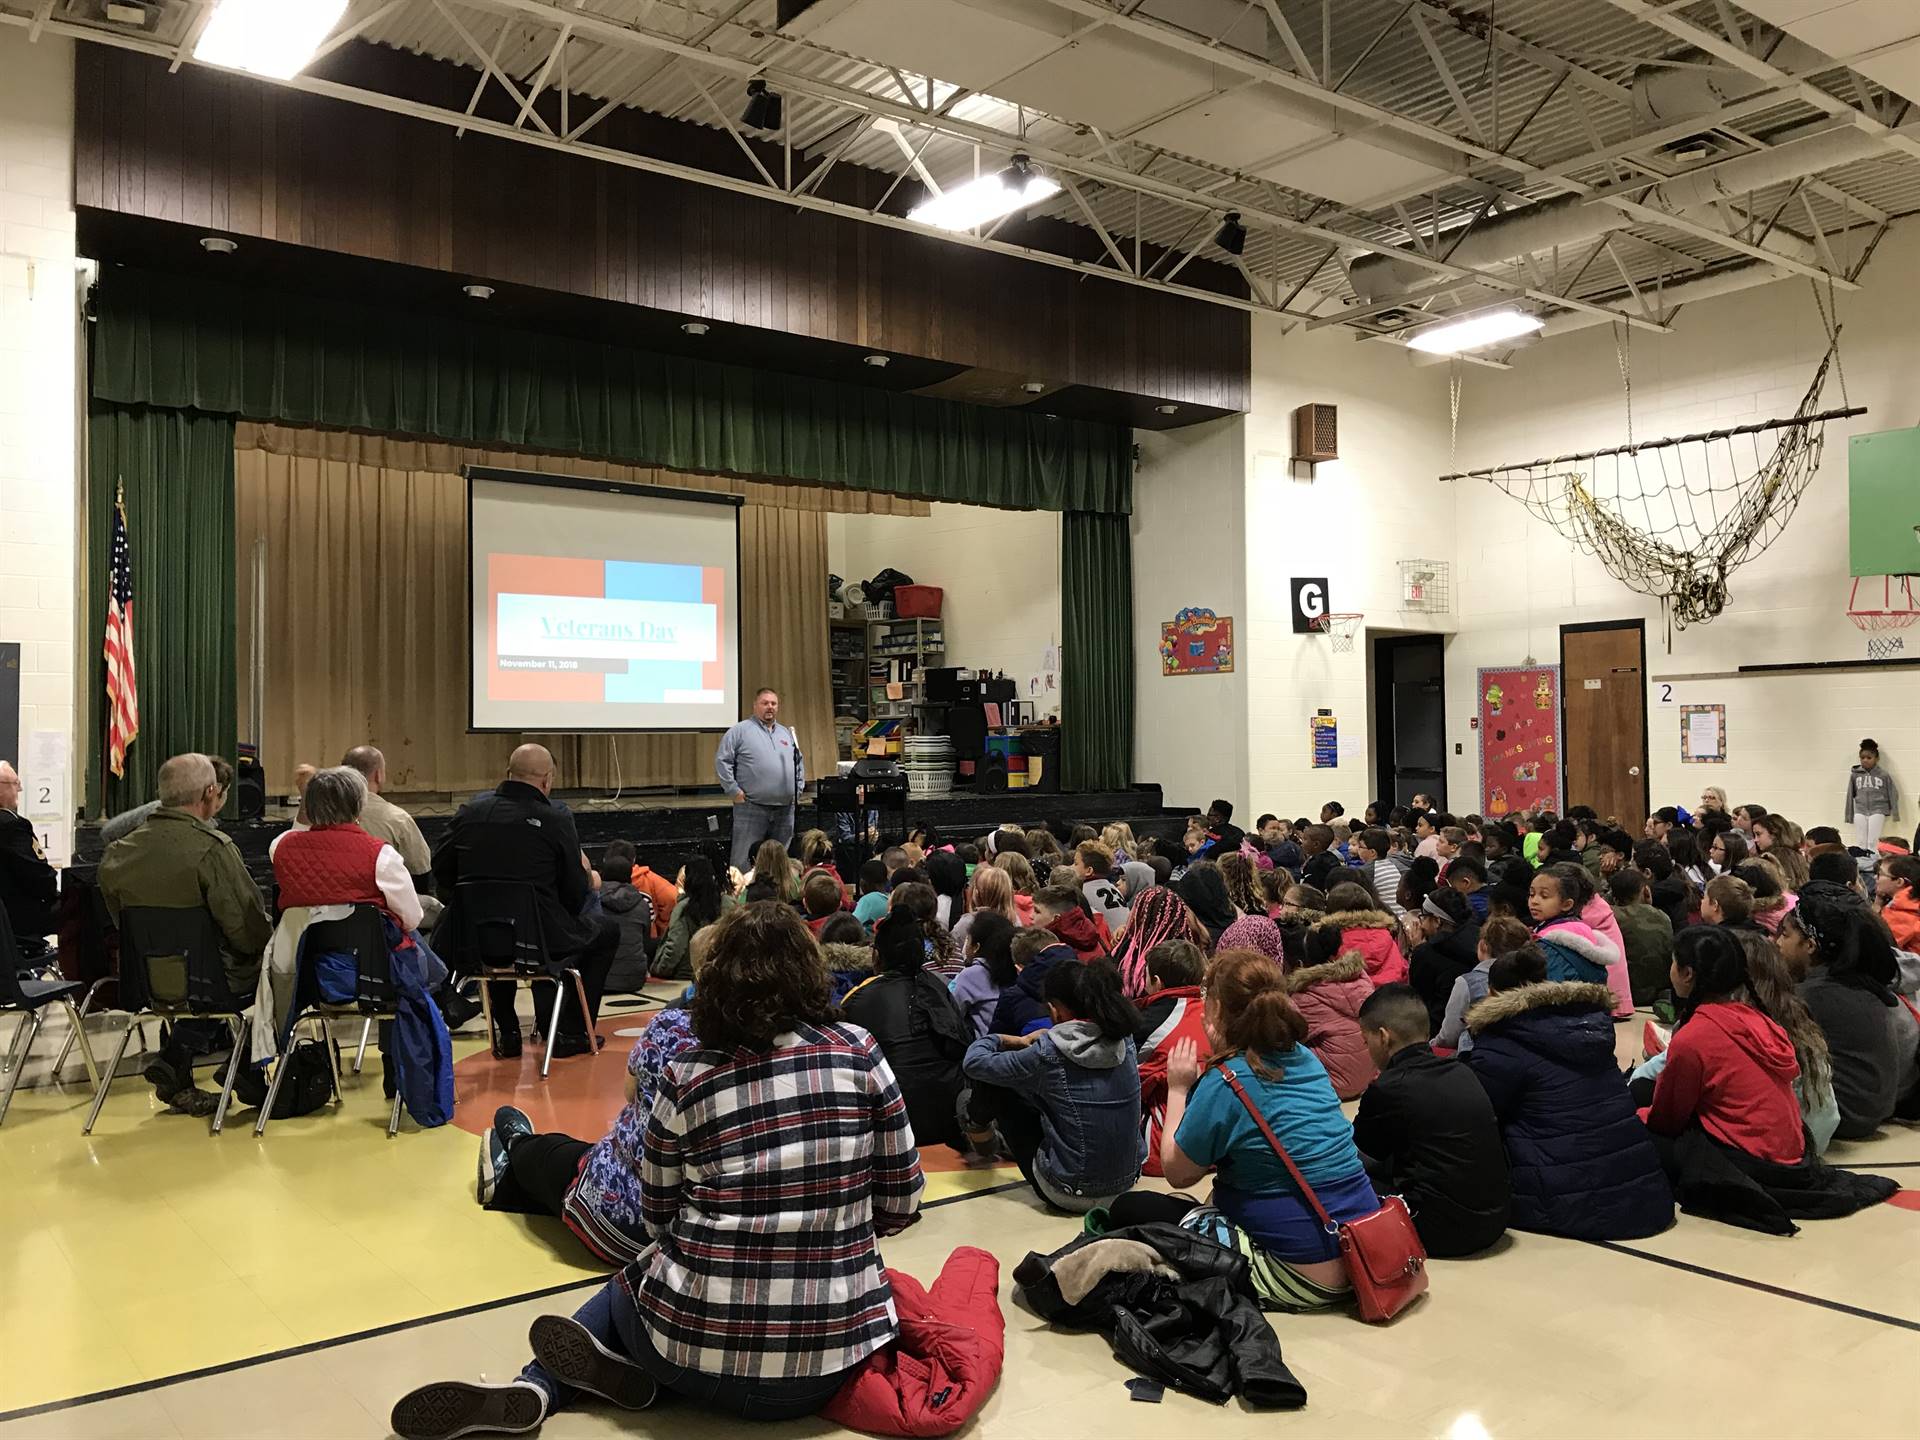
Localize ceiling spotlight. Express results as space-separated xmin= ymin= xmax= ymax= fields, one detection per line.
xmin=1405 ymin=307 xmax=1545 ymax=354
xmin=741 ymin=78 xmax=783 ymax=132
xmin=681 ymin=321 xmax=711 ymax=336
xmin=199 ymin=236 xmax=237 ymax=255
xmin=863 ymin=354 xmax=891 ymax=368
xmin=1213 ymin=212 xmax=1247 ymax=257
xmin=909 ymin=152 xmax=1061 ymax=232
xmin=195 ymin=0 xmax=350 ymax=80
xmin=462 ymin=283 xmax=494 ymax=300
xmin=1021 ymin=381 xmax=1046 ymax=394
xmin=1155 ymin=404 xmax=1179 ymax=416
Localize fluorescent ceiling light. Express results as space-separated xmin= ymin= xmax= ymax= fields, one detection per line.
xmin=909 ymin=161 xmax=1061 ymax=233
xmin=1405 ymin=308 xmax=1545 ymax=354
xmin=195 ymin=0 xmax=350 ymax=80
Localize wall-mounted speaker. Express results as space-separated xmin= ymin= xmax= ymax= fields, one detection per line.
xmin=1292 ymin=403 xmax=1338 ymax=462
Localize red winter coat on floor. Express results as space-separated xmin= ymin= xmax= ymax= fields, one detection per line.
xmin=823 ymin=1247 xmax=1005 ymax=1437
xmin=1310 ymin=908 xmax=1409 ymax=988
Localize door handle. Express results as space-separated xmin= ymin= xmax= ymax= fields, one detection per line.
xmin=1628 ymin=766 xmax=1641 ymax=776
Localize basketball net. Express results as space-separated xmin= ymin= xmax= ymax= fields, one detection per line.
xmin=1311 ymin=613 xmax=1364 ymax=653
xmin=1847 ymin=575 xmax=1919 ymax=632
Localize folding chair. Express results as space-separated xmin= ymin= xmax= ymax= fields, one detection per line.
xmin=449 ymin=882 xmax=594 ymax=1079
xmin=52 ymin=883 xmax=136 ymax=1081
xmin=0 ymin=910 xmax=98 ymax=1126
xmin=256 ymin=906 xmax=405 ymax=1138
xmin=82 ymin=907 xmax=251 ymax=1136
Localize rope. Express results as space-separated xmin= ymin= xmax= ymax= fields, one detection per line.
xmin=1614 ymin=321 xmax=1633 ymax=447
xmin=1448 ymin=360 xmax=1463 ymax=476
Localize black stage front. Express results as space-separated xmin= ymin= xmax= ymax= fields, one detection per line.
xmin=71 ymin=784 xmax=1193 ymax=884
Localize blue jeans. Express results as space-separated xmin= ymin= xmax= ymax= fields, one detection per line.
xmin=520 ymin=1280 xmax=850 ymax=1422
xmin=729 ymin=800 xmax=795 ymax=871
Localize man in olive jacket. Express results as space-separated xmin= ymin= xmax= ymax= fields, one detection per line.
xmin=97 ymin=753 xmax=273 ymax=1114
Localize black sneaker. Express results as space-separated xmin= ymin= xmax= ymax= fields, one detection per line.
xmin=166 ymin=1087 xmax=221 ymax=1118
xmin=390 ymin=1380 xmax=546 ymax=1440
xmin=527 ymin=1315 xmax=657 ymax=1411
xmin=546 ymin=1032 xmax=599 ymax=1059
xmin=142 ymin=1058 xmax=184 ymax=1103
xmin=440 ymin=991 xmax=484 ymax=1031
xmin=491 ymin=1026 xmax=523 ymax=1061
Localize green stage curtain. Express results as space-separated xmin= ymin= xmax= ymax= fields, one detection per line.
xmin=91 ymin=267 xmax=1133 ymax=515
xmin=86 ymin=405 xmax=238 ymax=815
xmin=1061 ymin=511 xmax=1134 ymax=792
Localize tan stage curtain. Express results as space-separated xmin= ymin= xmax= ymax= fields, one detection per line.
xmin=234 ymin=425 xmax=915 ymax=795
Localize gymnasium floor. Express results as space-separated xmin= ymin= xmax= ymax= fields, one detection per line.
xmin=2 ymin=989 xmax=1914 ymax=1439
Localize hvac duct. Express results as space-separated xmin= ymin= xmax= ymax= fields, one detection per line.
xmin=1349 ymin=126 xmax=1882 ymax=301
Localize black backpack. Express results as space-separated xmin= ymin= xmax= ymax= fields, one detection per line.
xmin=233 ymin=1039 xmax=335 ymax=1118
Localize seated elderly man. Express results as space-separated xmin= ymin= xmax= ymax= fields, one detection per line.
xmin=0 ymin=760 xmax=57 ymax=960
xmin=433 ymin=744 xmax=617 ymax=1060
xmin=97 ymin=753 xmax=273 ymax=1116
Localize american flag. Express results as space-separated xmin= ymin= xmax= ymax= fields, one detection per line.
xmin=104 ymin=482 xmax=139 ymax=778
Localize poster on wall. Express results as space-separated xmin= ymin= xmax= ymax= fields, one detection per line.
xmin=1679 ymin=703 xmax=1727 ymax=764
xmin=1310 ymin=713 xmax=1338 ymax=768
xmin=1160 ymin=608 xmax=1234 ymax=675
xmin=1476 ymin=665 xmax=1562 ymax=817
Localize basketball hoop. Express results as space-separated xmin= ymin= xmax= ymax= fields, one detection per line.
xmin=1847 ymin=576 xmax=1919 ymax=631
xmin=1311 ymin=612 xmax=1365 ymax=653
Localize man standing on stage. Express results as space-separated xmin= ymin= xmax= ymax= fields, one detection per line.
xmin=716 ymin=687 xmax=805 ymax=870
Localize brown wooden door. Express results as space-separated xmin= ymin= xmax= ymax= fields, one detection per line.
xmin=1561 ymin=623 xmax=1648 ymax=828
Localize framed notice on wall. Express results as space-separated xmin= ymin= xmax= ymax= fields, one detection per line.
xmin=1476 ymin=665 xmax=1562 ymax=817
xmin=1680 ymin=703 xmax=1727 ymax=764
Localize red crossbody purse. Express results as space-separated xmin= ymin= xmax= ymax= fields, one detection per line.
xmin=1216 ymin=1066 xmax=1429 ymax=1323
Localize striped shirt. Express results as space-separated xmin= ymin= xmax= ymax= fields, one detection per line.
xmin=622 ymin=1021 xmax=924 ymax=1378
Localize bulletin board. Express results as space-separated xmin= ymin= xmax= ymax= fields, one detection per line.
xmin=1679 ymin=703 xmax=1727 ymax=764
xmin=1476 ymin=665 xmax=1562 ymax=817
xmin=1160 ymin=608 xmax=1235 ymax=675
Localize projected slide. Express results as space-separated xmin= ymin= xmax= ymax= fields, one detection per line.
xmin=469 ymin=471 xmax=740 ymax=732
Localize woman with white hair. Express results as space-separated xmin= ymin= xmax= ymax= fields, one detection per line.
xmin=1698 ymin=786 xmax=1729 ymax=818
xmin=270 ymin=766 xmax=423 ymax=932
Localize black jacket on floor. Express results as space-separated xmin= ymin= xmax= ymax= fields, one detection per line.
xmin=1014 ymin=1222 xmax=1306 ymax=1409
xmin=1653 ymin=1123 xmax=1898 ymax=1235
xmin=1410 ymin=921 xmax=1482 ymax=1030
xmin=1353 ymin=1043 xmax=1511 ymax=1257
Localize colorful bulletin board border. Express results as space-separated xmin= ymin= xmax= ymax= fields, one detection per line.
xmin=1679 ymin=703 xmax=1727 ymax=764
xmin=1476 ymin=665 xmax=1562 ymax=818
xmin=1160 ymin=608 xmax=1234 ymax=675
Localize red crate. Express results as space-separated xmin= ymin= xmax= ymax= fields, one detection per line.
xmin=894 ymin=584 xmax=944 ymax=618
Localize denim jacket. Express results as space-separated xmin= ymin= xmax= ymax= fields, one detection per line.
xmin=963 ymin=1022 xmax=1141 ymax=1197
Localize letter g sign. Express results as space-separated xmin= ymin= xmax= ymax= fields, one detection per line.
xmin=1290 ymin=577 xmax=1329 ymax=634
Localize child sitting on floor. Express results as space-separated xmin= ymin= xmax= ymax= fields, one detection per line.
xmin=1611 ymin=867 xmax=1675 ymax=1006
xmin=1035 ymin=883 xmax=1109 ymax=961
xmin=1310 ymin=882 xmax=1408 ymax=987
xmin=801 ymin=870 xmax=844 ymax=936
xmin=1287 ymin=923 xmax=1378 ymax=1099
xmin=1701 ymin=873 xmax=1753 ymax=929
xmin=1434 ymin=914 xmax=1531 ymax=1054
xmin=1529 ymin=864 xmax=1623 ymax=993
xmin=1135 ymin=940 xmax=1210 ymax=1176
xmin=853 ymin=857 xmax=890 ymax=931
xmin=1353 ymin=984 xmax=1510 ymax=1257
xmin=962 ymin=959 xmax=1142 ymax=1213
xmin=987 ymin=926 xmax=1075 ymax=1035
xmin=1462 ymin=948 xmax=1674 ymax=1242
xmin=818 ymin=913 xmax=873 ymax=1006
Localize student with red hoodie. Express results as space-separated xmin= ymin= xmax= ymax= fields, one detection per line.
xmin=1872 ymin=853 xmax=1920 ymax=953
xmin=1133 ymin=940 xmax=1209 ymax=1176
xmin=1035 ymin=885 xmax=1108 ymax=962
xmin=1644 ymin=925 xmax=1897 ymax=1232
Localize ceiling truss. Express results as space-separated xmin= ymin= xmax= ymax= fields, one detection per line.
xmin=5 ymin=0 xmax=1912 ymax=347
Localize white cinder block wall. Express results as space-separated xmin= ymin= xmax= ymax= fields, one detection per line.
xmin=829 ymin=502 xmax=1063 ymax=710
xmin=0 ymin=30 xmax=79 ymax=844
xmin=1444 ymin=224 xmax=1920 ymax=834
xmin=1132 ymin=415 xmax=1249 ymax=812
xmin=1240 ymin=317 xmax=1454 ymax=823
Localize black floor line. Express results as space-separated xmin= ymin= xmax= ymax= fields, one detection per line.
xmin=1584 ymin=1239 xmax=1920 ymax=1333
xmin=0 ymin=1171 xmax=1029 ymax=1425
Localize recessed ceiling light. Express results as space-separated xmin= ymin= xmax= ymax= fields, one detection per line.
xmin=1155 ymin=403 xmax=1178 ymax=415
xmin=462 ymin=283 xmax=494 ymax=300
xmin=681 ymin=321 xmax=711 ymax=336
xmin=863 ymin=354 xmax=891 ymax=368
xmin=1022 ymin=381 xmax=1046 ymax=394
xmin=195 ymin=0 xmax=350 ymax=80
xmin=1405 ymin=307 xmax=1545 ymax=354
xmin=199 ymin=236 xmax=237 ymax=254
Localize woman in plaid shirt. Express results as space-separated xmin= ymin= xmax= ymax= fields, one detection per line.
xmin=392 ymin=902 xmax=925 ymax=1439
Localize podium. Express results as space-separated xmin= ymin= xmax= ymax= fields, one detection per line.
xmin=815 ymin=770 xmax=910 ymax=872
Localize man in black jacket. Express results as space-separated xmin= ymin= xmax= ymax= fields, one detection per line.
xmin=1352 ymin=984 xmax=1510 ymax=1257
xmin=433 ymin=745 xmax=617 ymax=1058
xmin=0 ymin=762 xmax=57 ymax=958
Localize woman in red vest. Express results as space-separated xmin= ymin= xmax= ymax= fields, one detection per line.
xmin=270 ymin=767 xmax=424 ymax=931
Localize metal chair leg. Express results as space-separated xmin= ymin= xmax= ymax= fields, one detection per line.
xmin=540 ymin=976 xmax=566 ymax=1079
xmin=253 ymin=1020 xmax=299 ymax=1137
xmin=353 ymin=1018 xmax=372 ymax=1074
xmin=567 ymin=967 xmax=595 ymax=1052
xmin=478 ymin=971 xmax=496 ymax=1049
xmin=210 ymin=1017 xmax=247 ymax=1136
xmin=320 ymin=1019 xmax=345 ymax=1103
xmin=387 ymin=1087 xmax=404 ymax=1139
xmin=0 ymin=1011 xmax=42 ymax=1126
xmin=57 ymin=998 xmax=99 ymax=1089
xmin=82 ymin=1015 xmax=139 ymax=1135
xmin=51 ymin=979 xmax=106 ymax=1080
